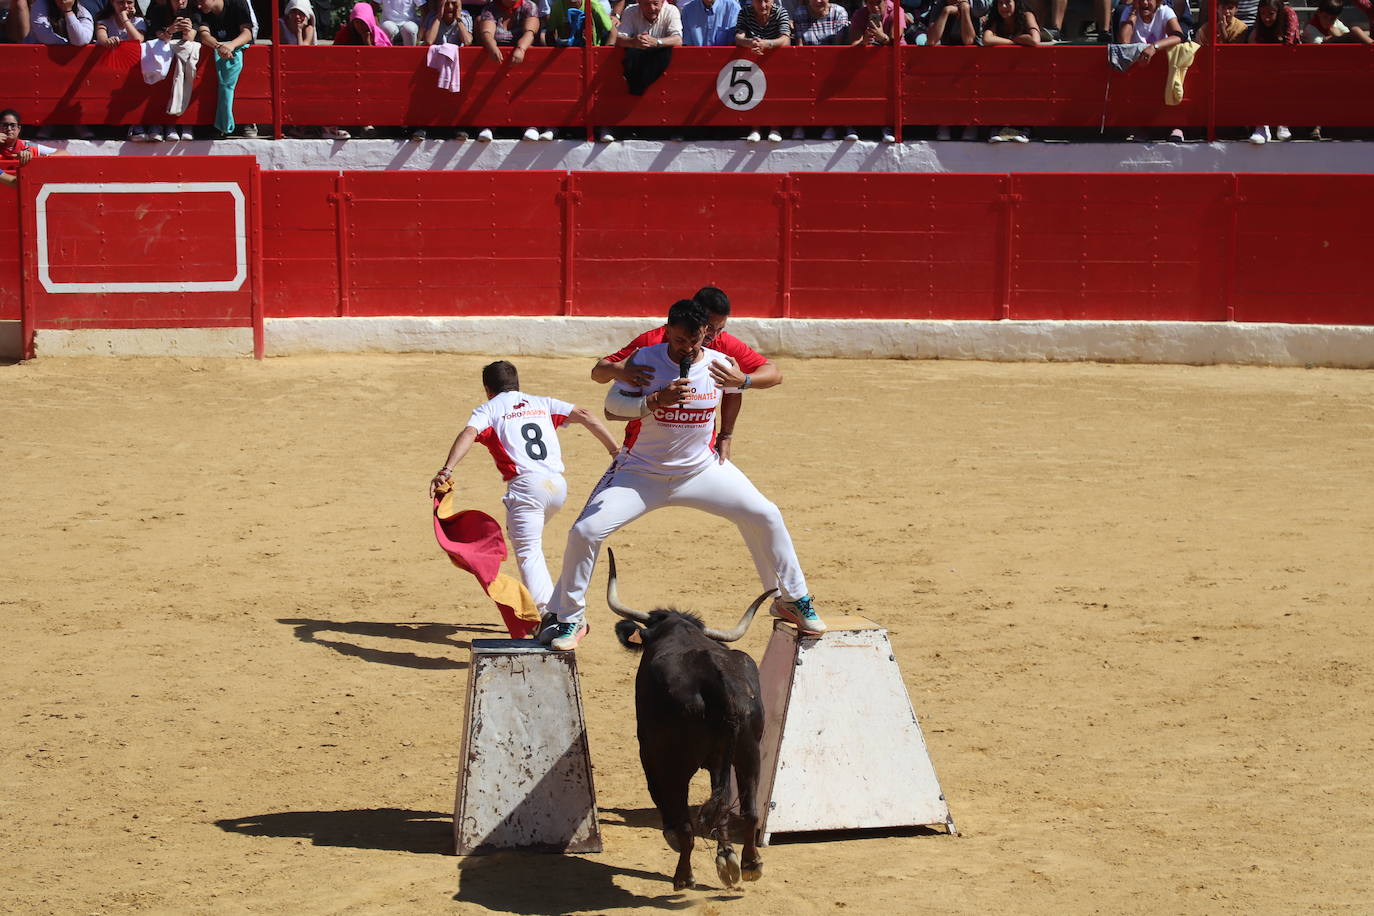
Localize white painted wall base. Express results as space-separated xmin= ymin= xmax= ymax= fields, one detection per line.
xmin=8 ymin=318 xmax=1373 ymax=367
xmin=32 ymin=326 xmax=254 ymax=358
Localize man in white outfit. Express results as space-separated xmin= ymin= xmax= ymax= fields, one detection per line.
xmin=430 ymin=361 xmax=619 ymax=615
xmin=544 ymin=299 xmax=825 ymax=651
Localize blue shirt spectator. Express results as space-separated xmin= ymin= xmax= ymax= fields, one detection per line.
xmin=679 ymin=0 xmax=739 ymax=45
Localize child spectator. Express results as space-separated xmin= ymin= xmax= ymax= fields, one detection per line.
xmin=679 ymin=0 xmax=738 ymax=46
xmin=982 ymin=0 xmax=1039 ymax=144
xmin=848 ymin=0 xmax=900 ymax=142
xmin=415 ymin=0 xmax=472 ymax=139
xmin=1196 ymin=0 xmax=1245 ymax=41
xmin=477 ymin=0 xmax=545 ymax=140
xmin=1303 ymin=0 xmax=1370 ymax=43
xmin=379 ymin=0 xmax=421 ymax=44
xmin=1117 ymin=0 xmax=1185 ymax=140
xmin=1 ymin=108 xmax=67 ymax=186
xmin=734 ymin=0 xmax=790 ymax=143
xmin=95 ymin=0 xmax=150 ymax=142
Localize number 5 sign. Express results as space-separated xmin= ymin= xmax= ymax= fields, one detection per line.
xmin=716 ymin=60 xmax=767 ymax=112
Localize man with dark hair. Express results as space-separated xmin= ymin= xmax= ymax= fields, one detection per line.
xmin=429 ymin=360 xmax=619 ymax=618
xmin=1 ymin=109 xmax=66 ymax=187
xmin=592 ymin=286 xmax=780 ymax=464
xmin=543 ymin=299 xmax=824 ymax=651
xmin=1304 ymin=0 xmax=1371 ymax=41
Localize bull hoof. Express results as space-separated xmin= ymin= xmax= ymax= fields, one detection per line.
xmin=715 ymin=849 xmax=742 ymax=888
xmin=742 ymin=861 xmax=764 ymax=882
xmin=672 ymin=874 xmax=696 ymax=891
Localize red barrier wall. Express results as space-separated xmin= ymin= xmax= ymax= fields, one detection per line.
xmin=16 ymin=156 xmax=261 ymax=355
xmin=5 ymin=44 xmax=1372 ymax=133
xmin=0 ymin=184 xmax=20 ymax=322
xmin=10 ymin=159 xmax=1374 ymax=359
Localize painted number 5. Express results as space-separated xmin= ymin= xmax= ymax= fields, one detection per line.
xmin=716 ymin=60 xmax=767 ymax=112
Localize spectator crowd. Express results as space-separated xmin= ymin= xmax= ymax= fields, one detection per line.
xmin=0 ymin=0 xmax=1369 ymax=150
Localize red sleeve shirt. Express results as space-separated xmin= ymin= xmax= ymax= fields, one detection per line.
xmin=602 ymin=326 xmax=768 ymax=374
xmin=602 ymin=326 xmax=667 ymax=363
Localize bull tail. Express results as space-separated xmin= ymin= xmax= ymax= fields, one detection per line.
xmin=696 ymin=732 xmax=737 ymax=837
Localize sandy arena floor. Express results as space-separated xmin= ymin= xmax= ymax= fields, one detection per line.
xmin=2 ymin=354 xmax=1372 ymax=915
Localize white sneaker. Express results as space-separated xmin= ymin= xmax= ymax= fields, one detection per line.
xmin=598 ymin=129 xmax=616 ymax=142
xmin=1248 ymin=128 xmax=1267 ymax=145
xmin=745 ymin=129 xmax=761 ymax=143
xmin=1012 ymin=128 xmax=1030 ymax=143
xmin=477 ymin=128 xmax=494 ymax=142
xmin=1275 ymin=125 xmax=1291 ymax=141
xmin=409 ymin=127 xmax=427 ymax=141
xmin=766 ymin=129 xmax=782 ymax=143
xmin=820 ymin=126 xmax=837 ymax=140
xmin=539 ymin=128 xmax=555 ymax=141
xmin=127 ymin=125 xmax=146 ymax=142
xmin=522 ymin=127 xmax=540 ymax=141
xmin=790 ymin=126 xmax=805 ymax=140
xmin=149 ymin=126 xmax=166 ymax=142
xmin=989 ymin=126 xmax=1010 ymax=143
xmin=881 ymin=127 xmax=896 ymax=143
xmin=842 ymin=126 xmax=858 ymax=141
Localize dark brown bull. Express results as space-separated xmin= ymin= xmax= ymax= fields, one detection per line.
xmin=606 ymin=548 xmax=774 ymax=890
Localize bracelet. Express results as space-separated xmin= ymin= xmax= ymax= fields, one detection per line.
xmin=740 ymin=374 xmax=752 ymax=390
xmin=436 ymin=467 xmax=453 ymax=477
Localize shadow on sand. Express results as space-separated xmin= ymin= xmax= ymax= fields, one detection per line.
xmin=278 ymin=618 xmax=505 ymax=669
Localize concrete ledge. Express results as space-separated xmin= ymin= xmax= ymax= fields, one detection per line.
xmin=267 ymin=316 xmax=1374 ymax=369
xmin=33 ymin=327 xmax=254 ymax=358
xmin=10 ymin=318 xmax=1371 ymax=368
xmin=50 ymin=137 xmax=1374 ymax=174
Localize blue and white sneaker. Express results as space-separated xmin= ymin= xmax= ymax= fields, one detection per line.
xmin=770 ymin=595 xmax=826 ymax=634
xmin=549 ymin=621 xmax=589 ymax=651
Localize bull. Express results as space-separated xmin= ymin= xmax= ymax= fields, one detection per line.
xmin=606 ymin=548 xmax=775 ymax=891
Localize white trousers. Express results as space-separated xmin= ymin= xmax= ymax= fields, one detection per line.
xmin=503 ymin=473 xmax=567 ymax=614
xmin=549 ymin=459 xmax=808 ymax=625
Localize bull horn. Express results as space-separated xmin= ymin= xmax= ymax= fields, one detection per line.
xmin=604 ymin=548 xmax=652 ymax=623
xmin=703 ymin=588 xmax=778 ymax=643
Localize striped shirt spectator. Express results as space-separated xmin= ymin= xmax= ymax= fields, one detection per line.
xmin=792 ymin=0 xmax=847 ymax=44
xmin=734 ymin=0 xmax=790 ymax=41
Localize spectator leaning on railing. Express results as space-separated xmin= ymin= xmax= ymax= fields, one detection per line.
xmin=1 ymin=108 xmax=68 ymax=187
xmin=679 ymin=0 xmax=739 ymax=46
xmin=196 ymin=0 xmax=257 ymax=138
xmin=94 ymin=0 xmax=151 ymax=141
xmin=1243 ymin=0 xmax=1296 ymax=143
xmin=982 ymin=0 xmax=1039 ymax=144
xmin=379 ymin=0 xmax=421 ymax=44
xmin=850 ymin=0 xmax=900 ymax=142
xmin=735 ymin=0 xmax=790 ymax=143
xmin=546 ymin=0 xmax=613 ymax=46
xmin=478 ymin=0 xmax=546 ymax=140
xmin=23 ymin=0 xmax=96 ymax=138
xmin=791 ymin=0 xmax=848 ymax=139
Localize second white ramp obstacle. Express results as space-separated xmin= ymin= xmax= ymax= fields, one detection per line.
xmin=758 ymin=616 xmax=956 ymax=844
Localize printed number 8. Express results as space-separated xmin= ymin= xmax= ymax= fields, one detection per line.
xmin=729 ymin=65 xmax=755 ymax=106
xmin=521 ymin=423 xmax=548 ymax=460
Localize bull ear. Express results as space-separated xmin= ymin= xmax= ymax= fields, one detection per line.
xmin=605 ymin=548 xmax=652 ymax=623
xmin=627 ymin=628 xmax=643 ymax=645
xmin=703 ymin=589 xmax=777 ymax=643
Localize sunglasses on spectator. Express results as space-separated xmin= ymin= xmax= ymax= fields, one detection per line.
xmin=0 ymin=123 xmax=21 ymax=132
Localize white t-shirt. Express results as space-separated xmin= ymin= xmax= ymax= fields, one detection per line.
xmin=620 ymin=343 xmax=725 ymax=476
xmin=1304 ymin=17 xmax=1348 ymax=42
xmin=618 ymin=1 xmax=683 ymax=38
xmin=466 ymin=390 xmax=575 ymax=481
xmin=1129 ymin=4 xmax=1176 ymax=44
xmin=97 ymin=13 xmax=147 ymax=39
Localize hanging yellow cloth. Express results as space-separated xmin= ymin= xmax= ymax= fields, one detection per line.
xmin=1166 ymin=41 xmax=1200 ymax=106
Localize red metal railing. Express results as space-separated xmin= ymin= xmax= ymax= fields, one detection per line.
xmin=1 ymin=41 xmax=1370 ymax=136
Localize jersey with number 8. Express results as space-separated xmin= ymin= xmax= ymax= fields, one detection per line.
xmin=466 ymin=390 xmax=574 ymax=480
